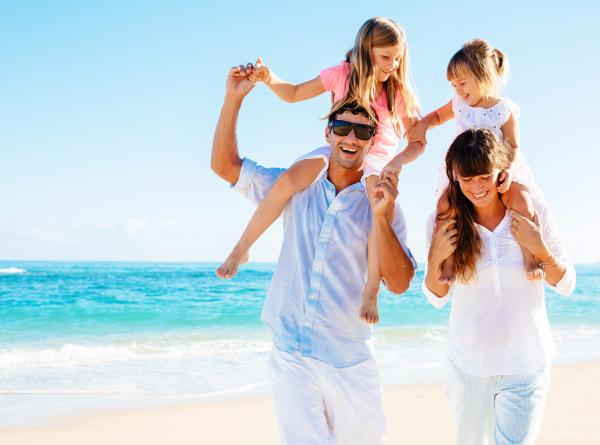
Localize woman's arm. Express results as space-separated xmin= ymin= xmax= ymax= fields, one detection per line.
xmin=424 ymin=218 xmax=458 ymax=298
xmin=509 ymin=210 xmax=568 ymax=287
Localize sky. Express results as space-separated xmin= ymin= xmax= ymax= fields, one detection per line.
xmin=1 ymin=0 xmax=599 ymax=263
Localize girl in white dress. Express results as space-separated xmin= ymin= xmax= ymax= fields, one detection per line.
xmin=385 ymin=38 xmax=543 ymax=283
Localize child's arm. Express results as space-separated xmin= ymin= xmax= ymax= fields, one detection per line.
xmin=409 ymin=99 xmax=454 ymax=142
xmin=251 ymin=58 xmax=325 ymax=103
xmin=498 ymin=111 xmax=520 ymax=193
xmin=382 ymin=101 xmax=454 ymax=176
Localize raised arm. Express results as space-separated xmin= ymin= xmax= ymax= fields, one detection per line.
xmin=371 ymin=172 xmax=415 ymax=294
xmin=250 ymin=58 xmax=325 ymax=103
xmin=385 ymin=100 xmax=455 ymax=174
xmin=210 ymin=66 xmax=255 ymax=185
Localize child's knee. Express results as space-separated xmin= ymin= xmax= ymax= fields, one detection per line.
xmin=436 ymin=190 xmax=453 ymax=220
xmin=281 ymin=159 xmax=325 ymax=192
xmin=507 ymin=188 xmax=534 ymax=219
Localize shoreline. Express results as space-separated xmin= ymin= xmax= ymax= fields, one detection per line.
xmin=1 ymin=361 xmax=598 ymax=444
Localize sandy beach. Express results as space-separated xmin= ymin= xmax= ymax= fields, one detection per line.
xmin=1 ymin=361 xmax=598 ymax=445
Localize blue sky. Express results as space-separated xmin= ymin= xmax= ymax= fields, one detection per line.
xmin=1 ymin=0 xmax=598 ymax=263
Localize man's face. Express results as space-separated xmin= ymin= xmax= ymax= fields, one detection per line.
xmin=325 ymin=111 xmax=374 ymax=170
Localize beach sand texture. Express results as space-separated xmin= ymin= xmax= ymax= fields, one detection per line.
xmin=0 ymin=362 xmax=598 ymax=444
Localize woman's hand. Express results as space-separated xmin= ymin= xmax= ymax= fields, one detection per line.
xmin=429 ymin=219 xmax=458 ymax=267
xmin=424 ymin=218 xmax=457 ymax=298
xmin=509 ymin=210 xmax=545 ymax=257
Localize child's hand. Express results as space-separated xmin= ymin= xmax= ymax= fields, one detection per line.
xmin=406 ymin=119 xmax=428 ymax=145
xmin=380 ymin=162 xmax=402 ymax=180
xmin=249 ymin=58 xmax=271 ymax=84
xmin=497 ymin=169 xmax=513 ymax=193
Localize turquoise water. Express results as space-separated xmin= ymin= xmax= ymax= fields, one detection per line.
xmin=3 ymin=262 xmax=598 ymax=343
xmin=0 ymin=261 xmax=598 ymax=425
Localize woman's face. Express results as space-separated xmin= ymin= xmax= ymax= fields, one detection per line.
xmin=457 ymin=169 xmax=501 ymax=208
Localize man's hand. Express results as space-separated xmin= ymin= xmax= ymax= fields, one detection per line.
xmin=372 ymin=171 xmax=399 ymax=219
xmin=226 ymin=63 xmax=256 ymax=99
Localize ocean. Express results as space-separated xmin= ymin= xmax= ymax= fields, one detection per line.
xmin=1 ymin=261 xmax=599 ymax=426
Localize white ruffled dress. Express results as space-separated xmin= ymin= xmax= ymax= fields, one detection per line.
xmin=435 ymin=95 xmax=540 ymax=199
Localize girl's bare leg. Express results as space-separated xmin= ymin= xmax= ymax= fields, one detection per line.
xmin=437 ymin=189 xmax=456 ymax=285
xmin=216 ymin=158 xmax=325 ymax=279
xmin=359 ymin=175 xmax=393 ymax=324
xmin=502 ymin=183 xmax=545 ymax=280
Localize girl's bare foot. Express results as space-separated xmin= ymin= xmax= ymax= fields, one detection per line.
xmin=438 ymin=258 xmax=456 ymax=285
xmin=359 ymin=286 xmax=380 ymax=324
xmin=216 ymin=248 xmax=249 ymax=279
xmin=526 ymin=256 xmax=545 ymax=281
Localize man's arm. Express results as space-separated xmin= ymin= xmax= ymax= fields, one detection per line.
xmin=210 ymin=65 xmax=255 ymax=185
xmin=372 ymin=173 xmax=415 ymax=294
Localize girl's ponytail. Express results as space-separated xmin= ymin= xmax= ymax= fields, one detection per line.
xmin=447 ymin=39 xmax=509 ymax=98
xmin=492 ymin=47 xmax=509 ymax=84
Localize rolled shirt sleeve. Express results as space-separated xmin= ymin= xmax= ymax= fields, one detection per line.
xmin=535 ymin=198 xmax=576 ymax=296
xmin=231 ymin=158 xmax=285 ymax=206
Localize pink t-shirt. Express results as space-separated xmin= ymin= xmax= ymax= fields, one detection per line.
xmin=320 ymin=61 xmax=406 ymax=161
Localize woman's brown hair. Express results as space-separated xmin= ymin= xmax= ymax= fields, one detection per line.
xmin=440 ymin=129 xmax=513 ymax=283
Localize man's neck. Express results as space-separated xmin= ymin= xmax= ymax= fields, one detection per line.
xmin=327 ymin=165 xmax=363 ymax=194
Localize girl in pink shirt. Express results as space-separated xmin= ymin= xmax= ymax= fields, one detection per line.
xmin=217 ymin=17 xmax=423 ymax=324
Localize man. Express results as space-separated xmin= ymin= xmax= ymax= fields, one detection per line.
xmin=211 ymin=64 xmax=416 ymax=445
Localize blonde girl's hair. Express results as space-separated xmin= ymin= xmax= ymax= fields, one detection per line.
xmin=447 ymin=39 xmax=509 ymax=97
xmin=439 ymin=129 xmax=514 ymax=283
xmin=329 ymin=17 xmax=420 ymax=135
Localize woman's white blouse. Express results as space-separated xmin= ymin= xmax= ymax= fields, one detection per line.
xmin=422 ymin=198 xmax=576 ymax=377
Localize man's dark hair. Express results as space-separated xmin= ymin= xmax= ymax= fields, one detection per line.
xmin=326 ymin=100 xmax=378 ymax=131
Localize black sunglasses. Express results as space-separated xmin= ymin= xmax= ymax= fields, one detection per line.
xmin=329 ymin=120 xmax=376 ymax=141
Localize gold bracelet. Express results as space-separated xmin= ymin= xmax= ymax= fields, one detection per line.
xmin=539 ymin=255 xmax=560 ymax=270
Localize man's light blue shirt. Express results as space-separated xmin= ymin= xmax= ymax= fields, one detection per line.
xmin=233 ymin=157 xmax=416 ymax=368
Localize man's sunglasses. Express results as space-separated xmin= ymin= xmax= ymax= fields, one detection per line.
xmin=329 ymin=120 xmax=376 ymax=141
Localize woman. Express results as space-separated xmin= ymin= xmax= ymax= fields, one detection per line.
xmin=423 ymin=129 xmax=575 ymax=445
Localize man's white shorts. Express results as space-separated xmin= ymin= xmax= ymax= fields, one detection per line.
xmin=445 ymin=359 xmax=550 ymax=445
xmin=269 ymin=347 xmax=386 ymax=445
